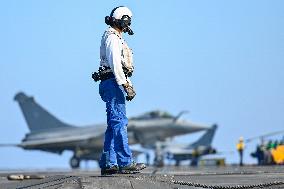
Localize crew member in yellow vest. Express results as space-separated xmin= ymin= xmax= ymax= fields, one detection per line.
xmin=236 ymin=137 xmax=245 ymax=166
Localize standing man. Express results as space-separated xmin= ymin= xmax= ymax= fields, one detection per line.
xmin=236 ymin=137 xmax=245 ymax=166
xmin=92 ymin=6 xmax=146 ymax=175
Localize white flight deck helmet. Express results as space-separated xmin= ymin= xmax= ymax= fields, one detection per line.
xmin=105 ymin=6 xmax=134 ymax=35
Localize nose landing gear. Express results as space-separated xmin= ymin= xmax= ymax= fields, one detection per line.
xmin=70 ymin=156 xmax=80 ymax=169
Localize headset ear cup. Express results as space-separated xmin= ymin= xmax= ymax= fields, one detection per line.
xmin=111 ymin=17 xmax=117 ymax=25
xmin=105 ymin=16 xmax=117 ymax=26
xmin=105 ymin=16 xmax=110 ymax=25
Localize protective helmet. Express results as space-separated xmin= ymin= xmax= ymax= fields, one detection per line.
xmin=105 ymin=6 xmax=134 ymax=35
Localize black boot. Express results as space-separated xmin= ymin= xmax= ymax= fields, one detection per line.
xmin=119 ymin=162 xmax=146 ymax=174
xmin=101 ymin=165 xmax=119 ymax=175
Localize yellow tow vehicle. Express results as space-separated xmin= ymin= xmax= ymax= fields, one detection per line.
xmin=271 ymin=145 xmax=284 ymax=164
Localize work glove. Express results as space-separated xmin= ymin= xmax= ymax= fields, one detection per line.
xmin=123 ymin=83 xmax=136 ymax=101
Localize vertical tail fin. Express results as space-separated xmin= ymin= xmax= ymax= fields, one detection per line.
xmin=14 ymin=92 xmax=73 ymax=133
xmin=189 ymin=124 xmax=218 ymax=148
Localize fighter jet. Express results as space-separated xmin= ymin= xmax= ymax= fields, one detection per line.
xmin=165 ymin=124 xmax=218 ymax=166
xmin=6 ymin=92 xmax=208 ymax=168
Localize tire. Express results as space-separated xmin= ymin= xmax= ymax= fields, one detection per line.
xmin=70 ymin=156 xmax=80 ymax=169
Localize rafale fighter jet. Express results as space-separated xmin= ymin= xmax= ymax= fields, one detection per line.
xmin=8 ymin=92 xmax=208 ymax=168
xmin=165 ymin=124 xmax=218 ymax=166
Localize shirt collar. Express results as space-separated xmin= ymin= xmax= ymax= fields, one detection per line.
xmin=108 ymin=27 xmax=122 ymax=38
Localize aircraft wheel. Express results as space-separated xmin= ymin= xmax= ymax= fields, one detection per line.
xmin=154 ymin=158 xmax=164 ymax=167
xmin=70 ymin=156 xmax=80 ymax=169
xmin=175 ymin=160 xmax=180 ymax=166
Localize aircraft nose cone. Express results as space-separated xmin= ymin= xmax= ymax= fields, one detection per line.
xmin=176 ymin=120 xmax=209 ymax=133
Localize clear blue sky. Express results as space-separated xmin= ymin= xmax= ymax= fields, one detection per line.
xmin=0 ymin=0 xmax=284 ymax=169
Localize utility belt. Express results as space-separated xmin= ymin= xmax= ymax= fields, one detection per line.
xmin=92 ymin=65 xmax=132 ymax=82
xmin=92 ymin=66 xmax=114 ymax=82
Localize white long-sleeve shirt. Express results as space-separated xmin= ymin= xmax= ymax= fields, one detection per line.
xmin=100 ymin=27 xmax=131 ymax=85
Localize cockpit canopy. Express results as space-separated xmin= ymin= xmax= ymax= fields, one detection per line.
xmin=130 ymin=110 xmax=174 ymax=120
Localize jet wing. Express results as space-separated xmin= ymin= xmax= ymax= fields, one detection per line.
xmin=19 ymin=124 xmax=106 ymax=150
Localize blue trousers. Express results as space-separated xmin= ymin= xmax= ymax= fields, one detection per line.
xmin=99 ymin=78 xmax=132 ymax=168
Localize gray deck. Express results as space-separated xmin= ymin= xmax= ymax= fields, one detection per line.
xmin=1 ymin=166 xmax=284 ymax=189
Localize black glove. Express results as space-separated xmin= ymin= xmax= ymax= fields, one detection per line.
xmin=92 ymin=72 xmax=100 ymax=82
xmin=123 ymin=83 xmax=136 ymax=101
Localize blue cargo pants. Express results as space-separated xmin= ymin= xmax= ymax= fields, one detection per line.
xmin=99 ymin=78 xmax=132 ymax=168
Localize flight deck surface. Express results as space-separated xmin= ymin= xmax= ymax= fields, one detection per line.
xmin=1 ymin=165 xmax=284 ymax=189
